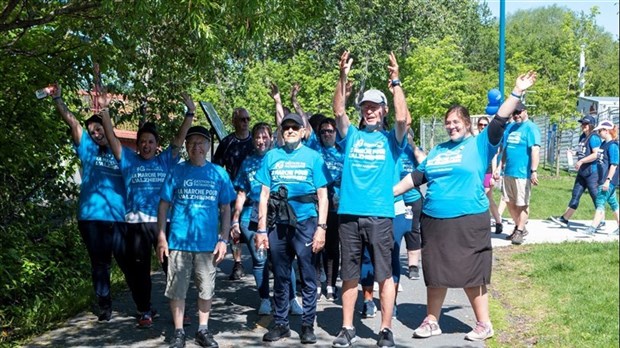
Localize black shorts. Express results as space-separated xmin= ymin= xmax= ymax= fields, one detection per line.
xmin=339 ymin=215 xmax=393 ymax=282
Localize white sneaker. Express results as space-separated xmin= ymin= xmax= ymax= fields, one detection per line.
xmin=258 ymin=298 xmax=272 ymax=315
xmin=290 ymin=298 xmax=303 ymax=315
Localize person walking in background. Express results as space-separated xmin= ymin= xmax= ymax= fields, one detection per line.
xmin=157 ymin=126 xmax=235 ymax=348
xmin=331 ymin=51 xmax=408 ymax=348
xmin=100 ymin=92 xmax=195 ymax=328
xmin=254 ymin=113 xmax=330 ymax=344
xmin=213 ymin=108 xmax=254 ymax=280
xmin=583 ymin=120 xmax=619 ymax=236
xmin=50 ymin=84 xmax=126 ymax=322
xmin=477 ymin=116 xmax=503 ymax=234
xmin=394 ymin=71 xmax=537 ymax=342
xmin=550 ymin=115 xmax=602 ymax=228
xmin=500 ymin=101 xmax=541 ymax=245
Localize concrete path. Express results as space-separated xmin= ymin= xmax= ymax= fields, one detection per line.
xmin=26 ymin=219 xmax=618 ymax=348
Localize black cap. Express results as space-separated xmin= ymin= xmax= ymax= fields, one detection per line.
xmin=281 ymin=113 xmax=304 ymax=126
xmin=578 ymin=115 xmax=596 ymax=125
xmin=185 ymin=126 xmax=211 ymax=140
xmin=514 ymin=101 xmax=527 ymax=112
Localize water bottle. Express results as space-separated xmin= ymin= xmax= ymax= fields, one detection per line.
xmin=35 ymin=86 xmax=53 ymax=99
xmin=255 ymin=245 xmax=267 ymax=262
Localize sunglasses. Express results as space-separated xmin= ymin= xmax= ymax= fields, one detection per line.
xmin=282 ymin=124 xmax=301 ymax=132
xmin=478 ymin=123 xmax=488 ymax=128
xmin=320 ymin=129 xmax=335 ymax=135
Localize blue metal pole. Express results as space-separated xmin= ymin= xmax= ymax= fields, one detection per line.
xmin=499 ymin=0 xmax=506 ymax=98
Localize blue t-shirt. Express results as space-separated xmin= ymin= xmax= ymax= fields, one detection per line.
xmin=255 ymin=144 xmax=330 ymax=221
xmin=159 ymin=161 xmax=235 ymax=252
xmin=577 ymin=132 xmax=602 ymax=174
xmin=74 ymin=131 xmax=126 ymax=221
xmin=338 ymin=125 xmax=405 ymax=218
xmin=597 ymin=140 xmax=619 ymax=186
xmin=503 ymin=120 xmax=541 ymax=179
xmin=320 ymin=146 xmax=345 ymax=212
xmin=397 ymin=144 xmax=422 ymax=204
xmin=304 ymin=132 xmax=321 ymax=151
xmin=233 ymin=152 xmax=266 ymax=223
xmin=120 ymin=147 xmax=179 ymax=222
xmin=418 ymin=131 xmax=498 ymax=218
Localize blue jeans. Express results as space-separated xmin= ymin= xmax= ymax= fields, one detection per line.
xmin=240 ymin=219 xmax=296 ymax=300
xmin=268 ymin=218 xmax=317 ymax=326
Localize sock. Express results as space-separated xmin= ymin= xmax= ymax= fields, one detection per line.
xmin=326 ymin=286 xmax=334 ymax=293
xmin=344 ymin=325 xmax=354 ymax=330
xmin=198 ymin=324 xmax=208 ymax=331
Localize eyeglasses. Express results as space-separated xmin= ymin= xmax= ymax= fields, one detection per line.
xmin=477 ymin=123 xmax=488 ymax=128
xmin=320 ymin=129 xmax=335 ymax=135
xmin=282 ymin=124 xmax=301 ymax=132
xmin=237 ymin=117 xmax=250 ymax=122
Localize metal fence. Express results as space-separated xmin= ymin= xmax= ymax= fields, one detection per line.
xmin=418 ymin=108 xmax=619 ymax=171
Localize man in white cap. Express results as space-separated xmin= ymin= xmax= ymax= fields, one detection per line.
xmin=330 ymin=51 xmax=408 ymax=348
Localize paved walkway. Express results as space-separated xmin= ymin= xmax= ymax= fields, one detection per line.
xmin=26 ymin=219 xmax=618 ymax=348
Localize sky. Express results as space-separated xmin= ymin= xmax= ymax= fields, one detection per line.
xmin=486 ymin=1 xmax=619 ymax=38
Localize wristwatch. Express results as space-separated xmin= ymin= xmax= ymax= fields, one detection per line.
xmin=390 ymin=79 xmax=401 ymax=87
xmin=318 ymin=223 xmax=328 ymax=230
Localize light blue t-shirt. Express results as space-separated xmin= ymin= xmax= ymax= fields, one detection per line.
xmin=338 ymin=125 xmax=405 ymax=218
xmin=233 ymin=152 xmax=266 ymax=223
xmin=120 ymin=147 xmax=179 ymax=222
xmin=255 ymin=144 xmax=330 ymax=221
xmin=74 ymin=131 xmax=126 ymax=222
xmin=320 ymin=145 xmax=345 ymax=212
xmin=418 ymin=130 xmax=498 ymax=218
xmin=398 ymin=144 xmax=422 ymax=204
xmin=304 ymin=132 xmax=321 ymax=151
xmin=159 ymin=161 xmax=235 ymax=252
xmin=503 ymin=120 xmax=541 ymax=179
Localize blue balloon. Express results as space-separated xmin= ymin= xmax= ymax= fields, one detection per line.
xmin=487 ymin=88 xmax=502 ymax=105
xmin=485 ymin=105 xmax=499 ymax=115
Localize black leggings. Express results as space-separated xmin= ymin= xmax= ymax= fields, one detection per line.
xmin=568 ymin=170 xmax=599 ymax=210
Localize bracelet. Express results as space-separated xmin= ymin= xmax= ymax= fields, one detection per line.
xmin=185 ymin=112 xmax=195 ymax=117
xmin=52 ymin=96 xmax=62 ymax=101
xmin=531 ymin=169 xmax=537 ymax=173
xmin=218 ymin=237 xmax=230 ymax=245
xmin=510 ymin=92 xmax=522 ymax=99
xmin=256 ymin=229 xmax=268 ymax=234
xmin=231 ymin=221 xmax=239 ymax=227
xmin=606 ymin=178 xmax=611 ymax=181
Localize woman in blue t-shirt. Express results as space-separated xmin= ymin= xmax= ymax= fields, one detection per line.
xmin=101 ymin=93 xmax=195 ymax=327
xmin=584 ymin=120 xmax=619 ymax=235
xmin=50 ymin=85 xmax=126 ymax=321
xmin=394 ymin=72 xmax=537 ymax=342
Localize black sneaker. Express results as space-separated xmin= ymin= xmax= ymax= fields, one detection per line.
xmin=377 ymin=328 xmax=395 ymax=348
xmin=169 ymin=329 xmax=186 ymax=348
xmin=229 ymin=261 xmax=244 ymax=280
xmin=505 ymin=227 xmax=516 ymax=240
xmin=300 ymin=324 xmax=317 ymax=344
xmin=195 ymin=328 xmax=218 ymax=348
xmin=263 ymin=324 xmax=291 ymax=342
xmin=332 ymin=327 xmax=358 ymax=347
xmin=98 ymin=307 xmax=112 ymax=322
xmin=408 ymin=265 xmax=420 ymax=280
xmin=549 ymin=215 xmax=569 ymax=227
xmin=494 ymin=223 xmax=503 ymax=234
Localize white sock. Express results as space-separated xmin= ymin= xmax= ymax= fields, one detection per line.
xmin=326 ymin=286 xmax=334 ymax=293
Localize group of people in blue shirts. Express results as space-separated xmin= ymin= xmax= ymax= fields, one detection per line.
xmin=50 ymin=50 xmax=541 ymax=348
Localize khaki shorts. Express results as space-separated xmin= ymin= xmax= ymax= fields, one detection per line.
xmin=165 ymin=250 xmax=216 ymax=301
xmin=502 ymin=176 xmax=531 ymax=206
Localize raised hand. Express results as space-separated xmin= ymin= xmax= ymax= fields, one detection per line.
xmin=181 ymin=92 xmax=196 ymax=113
xmin=268 ymin=82 xmax=281 ymax=102
xmin=339 ymin=50 xmax=353 ymax=78
xmin=388 ymin=51 xmax=400 ymax=81
xmin=291 ymin=82 xmax=301 ymax=98
xmin=515 ymin=71 xmax=537 ymax=92
xmin=344 ymin=80 xmax=353 ymax=99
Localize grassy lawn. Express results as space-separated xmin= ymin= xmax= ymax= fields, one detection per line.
xmin=489 ymin=242 xmax=619 ymax=347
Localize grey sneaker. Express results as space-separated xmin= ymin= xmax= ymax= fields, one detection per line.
xmin=465 ymin=321 xmax=494 ymax=341
xmin=408 ymin=265 xmax=420 ymax=280
xmin=377 ymin=328 xmax=395 ymax=348
xmin=412 ymin=317 xmax=442 ymax=338
xmin=511 ymin=229 xmax=525 ymax=245
xmin=332 ymin=327 xmax=358 ymax=347
xmin=361 ymin=300 xmax=376 ymax=318
xmin=549 ymin=215 xmax=569 ymax=227
xmin=597 ymin=221 xmax=606 ymax=229
xmin=583 ymin=226 xmax=596 ymax=236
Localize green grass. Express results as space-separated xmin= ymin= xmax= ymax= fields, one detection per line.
xmin=493 ymin=167 xmax=619 ymax=220
xmin=490 ymin=242 xmax=619 ymax=347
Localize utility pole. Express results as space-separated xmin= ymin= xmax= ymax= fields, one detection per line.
xmin=578 ymin=44 xmax=586 ymax=97
xmin=499 ymin=0 xmax=506 ymax=97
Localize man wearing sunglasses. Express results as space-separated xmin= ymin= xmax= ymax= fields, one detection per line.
xmin=213 ymin=108 xmax=254 ymax=281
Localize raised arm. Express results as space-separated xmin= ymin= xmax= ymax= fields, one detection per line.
xmin=389 ymin=52 xmax=407 ymax=144
xmin=333 ymin=51 xmax=353 ymax=137
xmin=100 ymin=110 xmax=122 ymax=160
xmin=171 ymin=92 xmax=196 ymax=157
xmin=290 ymin=83 xmax=307 ymax=124
xmin=269 ymin=82 xmax=285 ymax=146
xmin=50 ymin=84 xmax=83 ymax=145
xmin=496 ymin=71 xmax=537 ymax=119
